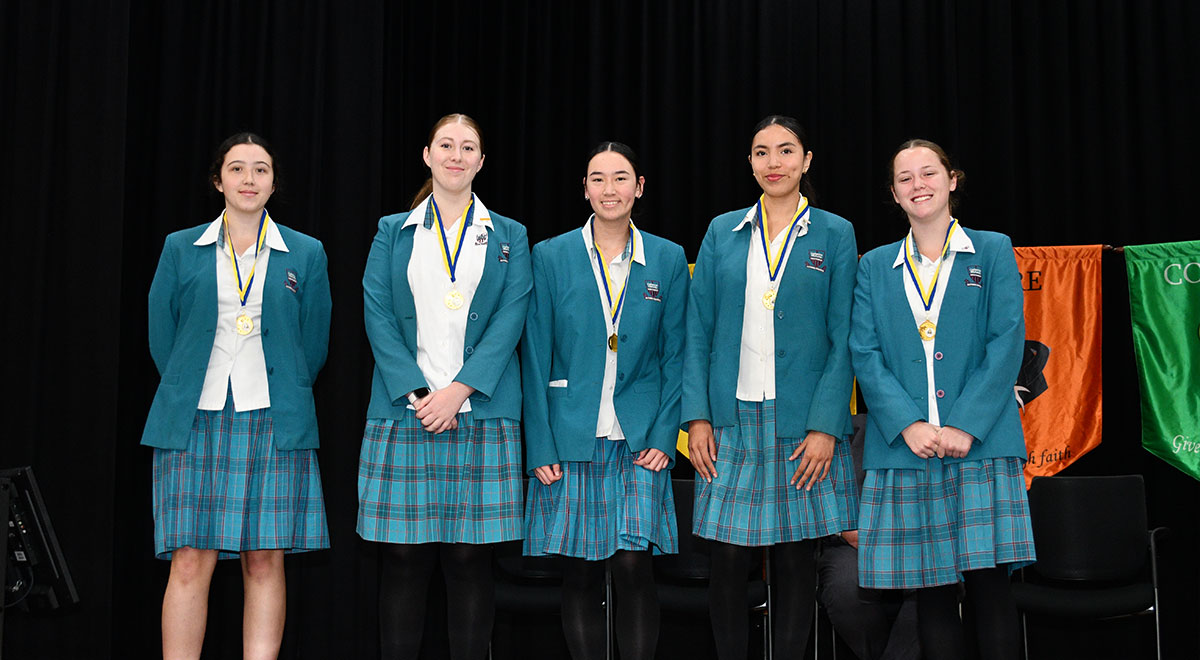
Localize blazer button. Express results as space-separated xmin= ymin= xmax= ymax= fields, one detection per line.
xmin=776 ymin=349 xmax=786 ymax=358
xmin=268 ymin=367 xmax=274 ymax=375
xmin=464 ymin=346 xmax=474 ymax=355
xmin=469 ymin=312 xmax=479 ymax=321
xmin=262 ymin=327 xmax=269 ymax=336
xmin=934 ymin=351 xmax=943 ymax=360
xmin=618 ymin=372 xmax=625 ymax=381
xmin=620 ymin=334 xmax=628 ymax=341
xmin=936 ymin=389 xmax=945 ymax=398
xmin=776 ymin=310 xmax=784 ymax=319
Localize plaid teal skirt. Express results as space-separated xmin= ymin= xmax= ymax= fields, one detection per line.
xmin=524 ymin=436 xmax=678 ymax=560
xmin=357 ymin=412 xmax=524 ymax=544
xmin=693 ymin=400 xmax=858 ymax=546
xmin=858 ymin=457 xmax=1037 ymax=589
xmin=152 ymin=403 xmax=329 ymax=560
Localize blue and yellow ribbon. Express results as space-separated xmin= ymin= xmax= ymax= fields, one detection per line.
xmin=431 ymin=196 xmax=475 ymax=283
xmin=757 ymin=194 xmax=809 ymax=282
xmin=223 ymin=209 xmax=269 ymax=306
xmin=903 ymin=218 xmax=959 ymax=311
xmin=592 ymin=222 xmax=635 ymax=327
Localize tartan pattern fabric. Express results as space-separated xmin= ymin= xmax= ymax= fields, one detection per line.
xmin=524 ymin=436 xmax=678 ymax=560
xmin=693 ymin=400 xmax=858 ymax=546
xmin=357 ymin=412 xmax=524 ymax=544
xmin=857 ymin=457 xmax=1036 ymax=589
xmin=152 ymin=404 xmax=329 ymax=560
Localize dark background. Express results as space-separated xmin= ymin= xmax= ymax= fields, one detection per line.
xmin=2 ymin=1 xmax=1198 ymax=658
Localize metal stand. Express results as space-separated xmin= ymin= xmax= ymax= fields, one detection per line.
xmin=0 ymin=477 xmax=11 ymax=660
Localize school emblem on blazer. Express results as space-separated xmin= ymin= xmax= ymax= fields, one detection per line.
xmin=284 ymin=268 xmax=300 ymax=293
xmin=498 ymin=242 xmax=510 ymax=263
xmin=475 ymin=230 xmax=489 ymax=246
xmin=805 ymin=249 xmax=826 ymax=272
xmin=965 ymin=265 xmax=983 ymax=288
xmin=643 ymin=279 xmax=661 ymax=301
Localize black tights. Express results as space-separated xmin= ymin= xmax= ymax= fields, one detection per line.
xmin=561 ymin=550 xmax=659 ymax=660
xmin=379 ymin=542 xmax=494 ymax=660
xmin=709 ymin=540 xmax=816 ymax=660
xmin=917 ymin=567 xmax=1020 ymax=660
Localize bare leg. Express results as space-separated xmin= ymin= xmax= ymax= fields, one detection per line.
xmin=241 ymin=549 xmax=286 ymax=660
xmin=162 ymin=546 xmax=219 ymax=660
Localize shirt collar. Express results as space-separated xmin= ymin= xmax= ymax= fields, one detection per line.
xmin=404 ymin=193 xmax=494 ymax=231
xmin=732 ymin=196 xmax=812 ymax=240
xmin=194 ymin=211 xmax=289 ymax=252
xmin=892 ymin=221 xmax=974 ymax=268
xmin=580 ymin=215 xmax=646 ymax=265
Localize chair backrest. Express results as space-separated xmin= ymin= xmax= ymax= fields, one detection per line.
xmin=1027 ymin=475 xmax=1149 ymax=581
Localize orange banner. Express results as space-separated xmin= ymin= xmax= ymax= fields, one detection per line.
xmin=1013 ymin=245 xmax=1104 ymax=487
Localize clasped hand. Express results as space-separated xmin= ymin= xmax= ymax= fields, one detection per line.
xmin=900 ymin=421 xmax=973 ymax=459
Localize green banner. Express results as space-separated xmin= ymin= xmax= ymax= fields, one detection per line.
xmin=1125 ymin=240 xmax=1200 ymax=481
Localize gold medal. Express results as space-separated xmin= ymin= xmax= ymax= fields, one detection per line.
xmin=762 ymin=289 xmax=777 ymax=310
xmin=608 ymin=333 xmax=618 ymax=352
xmin=444 ymin=289 xmax=465 ymax=310
xmin=919 ymin=319 xmax=937 ymax=341
xmin=236 ymin=313 xmax=254 ymax=336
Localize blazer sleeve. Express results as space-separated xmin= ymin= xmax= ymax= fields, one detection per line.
xmin=647 ymin=244 xmax=689 ymax=463
xmin=300 ymin=243 xmax=332 ymax=381
xmin=148 ymin=235 xmax=180 ymax=375
xmin=943 ymin=236 xmax=1025 ymax=443
xmin=520 ymin=244 xmax=559 ymax=473
xmin=681 ymin=222 xmax=717 ymax=424
xmin=363 ymin=217 xmax=427 ymax=404
xmin=804 ymin=221 xmax=857 ymax=437
xmin=454 ymin=222 xmax=533 ymax=400
xmin=849 ymin=254 xmax=927 ymax=446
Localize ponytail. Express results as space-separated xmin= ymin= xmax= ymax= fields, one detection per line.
xmin=410 ymin=178 xmax=433 ymax=210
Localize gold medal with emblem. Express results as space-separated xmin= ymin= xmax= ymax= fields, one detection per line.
xmin=755 ymin=194 xmax=808 ymax=311
xmin=223 ymin=210 xmax=269 ymax=337
xmin=918 ymin=319 xmax=937 ymax=341
xmin=236 ymin=313 xmax=254 ymax=336
xmin=593 ymin=221 xmax=636 ymax=354
xmin=761 ymin=289 xmax=777 ymax=310
xmin=444 ymin=289 xmax=464 ymax=310
xmin=432 ymin=196 xmax=475 ymax=312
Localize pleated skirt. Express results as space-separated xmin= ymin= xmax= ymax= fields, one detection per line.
xmin=857 ymin=457 xmax=1037 ymax=589
xmin=524 ymin=436 xmax=678 ymax=560
xmin=693 ymin=400 xmax=858 ymax=546
xmin=357 ymin=411 xmax=524 ymax=544
xmin=152 ymin=403 xmax=329 ymax=560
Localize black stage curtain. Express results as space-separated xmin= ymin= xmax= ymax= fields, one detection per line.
xmin=2 ymin=2 xmax=1197 ymax=658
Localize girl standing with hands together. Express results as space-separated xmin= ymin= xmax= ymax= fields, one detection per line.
xmin=523 ymin=142 xmax=687 ymax=660
xmin=357 ymin=114 xmax=531 ymax=660
xmin=682 ymin=116 xmax=859 ymax=659
xmin=849 ymin=139 xmax=1035 ymax=660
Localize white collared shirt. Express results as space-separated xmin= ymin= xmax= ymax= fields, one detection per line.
xmin=196 ymin=212 xmax=289 ymax=412
xmin=735 ymin=198 xmax=811 ymax=402
xmin=407 ymin=193 xmax=494 ymax=413
xmin=892 ymin=224 xmax=975 ymax=425
xmin=581 ymin=216 xmax=647 ymax=440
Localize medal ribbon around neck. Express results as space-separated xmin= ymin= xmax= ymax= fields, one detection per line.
xmin=431 ymin=196 xmax=475 ymax=283
xmin=757 ymin=194 xmax=810 ymax=283
xmin=592 ymin=221 xmax=635 ymax=328
xmin=903 ymin=217 xmax=959 ymax=311
xmin=223 ymin=209 xmax=269 ymax=307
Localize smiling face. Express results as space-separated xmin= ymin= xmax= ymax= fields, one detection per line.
xmin=891 ymin=146 xmax=958 ymax=223
xmin=748 ymin=123 xmax=812 ymax=199
xmin=584 ymin=149 xmax=644 ymax=224
xmin=423 ymin=119 xmax=485 ymax=196
xmin=214 ymin=143 xmax=275 ymax=216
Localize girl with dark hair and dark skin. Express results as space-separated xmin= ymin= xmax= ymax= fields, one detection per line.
xmin=522 ymin=142 xmax=688 ymax=660
xmin=357 ymin=113 xmax=531 ymax=659
xmin=143 ymin=133 xmax=332 ymax=660
xmin=850 ymin=139 xmax=1035 ymax=660
xmin=682 ymin=116 xmax=859 ymax=659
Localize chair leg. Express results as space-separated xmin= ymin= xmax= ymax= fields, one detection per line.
xmin=1020 ymin=611 xmax=1029 ymax=660
xmin=605 ymin=562 xmax=614 ymax=660
xmin=765 ymin=547 xmax=773 ymax=660
xmin=1153 ymin=586 xmax=1162 ymax=660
